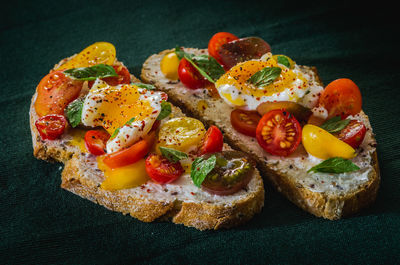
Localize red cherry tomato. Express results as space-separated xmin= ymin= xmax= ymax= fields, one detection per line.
xmin=34 ymin=71 xmax=82 ymax=117
xmin=230 ymin=109 xmax=261 ymax=137
xmin=35 ymin=114 xmax=66 ymax=140
xmin=84 ymin=130 xmax=110 ymax=156
xmin=256 ymin=109 xmax=302 ymax=156
xmin=145 ymin=154 xmax=184 ymax=184
xmin=88 ymin=65 xmax=131 ymax=87
xmin=319 ymin=78 xmax=362 ymax=119
xmin=103 ymin=132 xmax=155 ymax=169
xmin=208 ymin=32 xmax=238 ymax=64
xmin=336 ymin=120 xmax=366 ymax=149
xmin=199 ymin=126 xmax=224 ymax=155
xmin=178 ymin=58 xmax=207 ymax=89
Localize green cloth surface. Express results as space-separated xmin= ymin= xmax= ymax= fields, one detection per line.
xmin=1 ymin=1 xmax=399 ymax=264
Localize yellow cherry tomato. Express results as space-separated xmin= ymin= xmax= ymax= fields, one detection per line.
xmin=160 ymin=52 xmax=180 ymax=80
xmin=157 ymin=117 xmax=206 ymax=152
xmin=272 ymin=54 xmax=294 ymax=69
xmin=56 ymin=42 xmax=116 ymax=70
xmin=302 ymin=124 xmax=356 ymax=160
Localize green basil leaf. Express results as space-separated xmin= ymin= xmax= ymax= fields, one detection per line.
xmin=190 ymin=155 xmax=217 ymax=187
xmin=66 ymin=98 xmax=84 ymax=128
xmin=132 ymin=82 xmax=156 ymax=90
xmin=175 ymin=46 xmax=188 ymax=60
xmin=64 ymin=64 xmax=118 ymax=81
xmin=320 ymin=116 xmax=351 ymax=133
xmin=307 ymin=157 xmax=360 ymax=174
xmin=159 ymin=146 xmax=188 ymax=163
xmin=247 ymin=66 xmax=282 ymax=87
xmin=277 ymin=55 xmax=291 ymax=68
xmin=110 ymin=117 xmax=135 ymax=139
xmin=157 ymin=101 xmax=171 ymax=120
xmin=192 ymin=55 xmax=225 ymax=82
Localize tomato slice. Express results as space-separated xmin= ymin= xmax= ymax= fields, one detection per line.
xmin=199 ymin=125 xmax=224 ymax=155
xmin=208 ymin=32 xmax=239 ymax=65
xmin=256 ymin=109 xmax=302 ymax=156
xmin=84 ymin=130 xmax=110 ymax=156
xmin=218 ymin=37 xmax=271 ymax=70
xmin=145 ymin=154 xmax=184 ymax=184
xmin=336 ymin=120 xmax=366 ymax=149
xmin=319 ymin=78 xmax=362 ymax=119
xmin=178 ymin=58 xmax=207 ymax=89
xmin=34 ymin=71 xmax=82 ymax=117
xmin=103 ymin=132 xmax=155 ymax=169
xmin=88 ymin=65 xmax=131 ymax=88
xmin=230 ymin=109 xmax=261 ymax=137
xmin=35 ymin=114 xmax=66 ymax=140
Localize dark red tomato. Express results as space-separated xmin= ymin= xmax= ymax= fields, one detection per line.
xmin=178 ymin=58 xmax=206 ymax=89
xmin=218 ymin=37 xmax=271 ymax=70
xmin=34 ymin=71 xmax=82 ymax=117
xmin=35 ymin=114 xmax=66 ymax=140
xmin=199 ymin=125 xmax=224 ymax=155
xmin=208 ymin=32 xmax=238 ymax=64
xmin=84 ymin=130 xmax=110 ymax=156
xmin=256 ymin=109 xmax=302 ymax=156
xmin=88 ymin=65 xmax=131 ymax=87
xmin=319 ymin=78 xmax=362 ymax=119
xmin=337 ymin=120 xmax=366 ymax=149
xmin=230 ymin=109 xmax=261 ymax=137
xmin=145 ymin=154 xmax=184 ymax=184
xmin=201 ymin=151 xmax=254 ymax=196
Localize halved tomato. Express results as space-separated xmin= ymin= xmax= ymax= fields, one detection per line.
xmin=35 ymin=114 xmax=66 ymax=140
xmin=336 ymin=120 xmax=366 ymax=149
xmin=84 ymin=130 xmax=110 ymax=156
xmin=88 ymin=65 xmax=131 ymax=88
xmin=199 ymin=125 xmax=224 ymax=154
xmin=256 ymin=109 xmax=302 ymax=156
xmin=178 ymin=58 xmax=207 ymax=89
xmin=230 ymin=109 xmax=261 ymax=137
xmin=145 ymin=154 xmax=184 ymax=184
xmin=208 ymin=32 xmax=239 ymax=64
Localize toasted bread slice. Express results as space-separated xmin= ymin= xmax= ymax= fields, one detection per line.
xmin=141 ymin=48 xmax=380 ymax=220
xmin=30 ymin=66 xmax=265 ymax=230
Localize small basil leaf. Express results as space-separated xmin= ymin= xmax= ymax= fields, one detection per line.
xmin=110 ymin=117 xmax=135 ymax=139
xmin=320 ymin=116 xmax=351 ymax=133
xmin=247 ymin=66 xmax=282 ymax=87
xmin=277 ymin=55 xmax=291 ymax=68
xmin=66 ymin=98 xmax=84 ymax=128
xmin=64 ymin=64 xmax=118 ymax=81
xmin=157 ymin=101 xmax=171 ymax=120
xmin=191 ymin=155 xmax=217 ymax=187
xmin=132 ymin=82 xmax=156 ymax=90
xmin=159 ymin=146 xmax=188 ymax=163
xmin=192 ymin=55 xmax=225 ymax=81
xmin=307 ymin=157 xmax=360 ymax=174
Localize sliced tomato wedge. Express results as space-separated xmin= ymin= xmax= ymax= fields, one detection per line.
xmin=178 ymin=58 xmax=207 ymax=89
xmin=145 ymin=154 xmax=184 ymax=184
xmin=256 ymin=109 xmax=302 ymax=156
xmin=230 ymin=109 xmax=261 ymax=137
xmin=208 ymin=32 xmax=239 ymax=65
xmin=103 ymin=132 xmax=155 ymax=169
xmin=35 ymin=114 xmax=66 ymax=140
xmin=84 ymin=130 xmax=110 ymax=156
xmin=336 ymin=120 xmax=366 ymax=149
xmin=199 ymin=125 xmax=224 ymax=155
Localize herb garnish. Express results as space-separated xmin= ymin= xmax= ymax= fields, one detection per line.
xmin=320 ymin=116 xmax=350 ymax=133
xmin=247 ymin=66 xmax=282 ymax=87
xmin=64 ymin=64 xmax=118 ymax=81
xmin=190 ymin=155 xmax=217 ymax=187
xmin=159 ymin=146 xmax=188 ymax=163
xmin=132 ymin=82 xmax=156 ymax=90
xmin=277 ymin=55 xmax=291 ymax=68
xmin=157 ymin=101 xmax=171 ymax=120
xmin=307 ymin=157 xmax=360 ymax=174
xmin=66 ymin=98 xmax=84 ymax=128
xmin=110 ymin=117 xmax=136 ymax=139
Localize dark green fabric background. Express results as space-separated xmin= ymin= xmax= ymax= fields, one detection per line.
xmin=1 ymin=1 xmax=399 ymax=264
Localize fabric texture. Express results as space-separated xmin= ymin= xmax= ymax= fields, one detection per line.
xmin=1 ymin=0 xmax=399 ymax=264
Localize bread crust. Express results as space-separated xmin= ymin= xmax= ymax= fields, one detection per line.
xmin=141 ymin=48 xmax=380 ymax=220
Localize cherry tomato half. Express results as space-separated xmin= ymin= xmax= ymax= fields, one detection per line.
xmin=88 ymin=65 xmax=131 ymax=88
xmin=336 ymin=120 xmax=366 ymax=149
xmin=103 ymin=132 xmax=155 ymax=169
xmin=178 ymin=58 xmax=207 ymax=89
xmin=199 ymin=125 xmax=224 ymax=155
xmin=35 ymin=114 xmax=66 ymax=140
xmin=34 ymin=71 xmax=82 ymax=117
xmin=256 ymin=109 xmax=302 ymax=156
xmin=84 ymin=130 xmax=110 ymax=156
xmin=319 ymin=78 xmax=362 ymax=119
xmin=230 ymin=109 xmax=261 ymax=137
xmin=145 ymin=154 xmax=184 ymax=184
xmin=208 ymin=32 xmax=239 ymax=65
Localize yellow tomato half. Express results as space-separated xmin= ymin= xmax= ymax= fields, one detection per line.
xmin=302 ymin=124 xmax=356 ymax=159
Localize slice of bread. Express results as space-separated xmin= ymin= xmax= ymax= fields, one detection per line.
xmin=141 ymin=48 xmax=380 ymax=220
xmin=30 ymin=67 xmax=265 ymax=230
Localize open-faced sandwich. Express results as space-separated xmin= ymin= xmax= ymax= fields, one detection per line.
xmin=141 ymin=32 xmax=380 ymax=220
xmin=30 ymin=42 xmax=264 ymax=230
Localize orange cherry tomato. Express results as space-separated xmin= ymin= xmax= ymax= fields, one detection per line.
xmin=84 ymin=130 xmax=110 ymax=156
xmin=208 ymin=32 xmax=238 ymax=64
xmin=319 ymin=78 xmax=362 ymax=119
xmin=35 ymin=114 xmax=66 ymax=140
xmin=336 ymin=120 xmax=366 ymax=149
xmin=145 ymin=154 xmax=184 ymax=184
xmin=34 ymin=71 xmax=82 ymax=117
xmin=256 ymin=109 xmax=302 ymax=156
xmin=199 ymin=125 xmax=224 ymax=155
xmin=230 ymin=109 xmax=261 ymax=137
xmin=88 ymin=65 xmax=131 ymax=88
xmin=103 ymin=132 xmax=155 ymax=169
